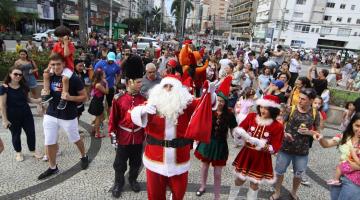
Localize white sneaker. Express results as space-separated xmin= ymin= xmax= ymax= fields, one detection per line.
xmin=16 ymin=153 xmax=24 ymax=162
xmin=42 ymin=155 xmax=48 ymax=161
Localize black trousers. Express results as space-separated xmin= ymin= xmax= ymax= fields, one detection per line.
xmin=289 ymin=72 xmax=299 ymax=88
xmin=113 ymin=144 xmax=143 ymax=183
xmin=8 ymin=108 xmax=36 ymax=152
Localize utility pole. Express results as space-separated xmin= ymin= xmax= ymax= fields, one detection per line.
xmin=129 ymin=0 xmax=133 ymax=18
xmin=78 ymin=0 xmax=87 ymax=48
xmin=58 ymin=0 xmax=64 ymax=25
xmin=212 ymin=14 xmax=215 ymax=41
xmin=276 ymin=0 xmax=288 ymax=46
xmin=109 ymin=0 xmax=113 ymax=38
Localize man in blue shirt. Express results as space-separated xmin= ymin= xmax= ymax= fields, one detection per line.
xmin=94 ymin=52 xmax=121 ymax=114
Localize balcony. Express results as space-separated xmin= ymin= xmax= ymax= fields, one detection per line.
xmin=233 ymin=0 xmax=253 ymax=7
xmin=233 ymin=7 xmax=253 ymax=15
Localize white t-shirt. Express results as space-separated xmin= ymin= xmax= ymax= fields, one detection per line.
xmin=289 ymin=58 xmax=301 ymax=73
xmin=219 ymin=58 xmax=231 ymax=68
xmin=245 ymin=58 xmax=259 ymax=70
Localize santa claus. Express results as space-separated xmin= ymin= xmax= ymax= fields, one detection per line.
xmin=131 ymin=75 xmax=218 ymax=200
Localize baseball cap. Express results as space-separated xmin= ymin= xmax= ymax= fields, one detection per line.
xmin=107 ymin=52 xmax=116 ymax=62
xmin=272 ymin=80 xmax=284 ymax=89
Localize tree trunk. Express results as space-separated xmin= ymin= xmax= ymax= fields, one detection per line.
xmin=78 ymin=0 xmax=87 ymax=48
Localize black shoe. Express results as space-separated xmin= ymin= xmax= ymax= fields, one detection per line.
xmin=112 ymin=183 xmax=123 ymax=198
xmin=80 ymin=155 xmax=89 ymax=170
xmin=38 ymin=166 xmax=59 ymax=180
xmin=57 ymin=99 xmax=67 ymax=110
xmin=129 ymin=180 xmax=141 ymax=193
xmin=42 ymin=95 xmax=53 ymax=104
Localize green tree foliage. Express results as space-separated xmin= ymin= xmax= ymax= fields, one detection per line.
xmin=0 ymin=0 xmax=21 ymax=31
xmin=171 ymin=0 xmax=194 ymax=33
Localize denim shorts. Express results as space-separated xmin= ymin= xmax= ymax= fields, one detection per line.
xmin=275 ymin=151 xmax=309 ymax=178
xmin=330 ymin=176 xmax=360 ymax=200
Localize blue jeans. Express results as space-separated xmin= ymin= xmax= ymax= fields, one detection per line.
xmin=275 ymin=151 xmax=309 ymax=178
xmin=330 ymin=176 xmax=360 ymax=200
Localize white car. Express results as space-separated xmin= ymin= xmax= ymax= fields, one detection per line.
xmin=127 ymin=37 xmax=160 ymax=55
xmin=32 ymin=29 xmax=58 ymax=42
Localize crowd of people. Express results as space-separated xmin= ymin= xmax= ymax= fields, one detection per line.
xmin=0 ymin=25 xmax=360 ymax=200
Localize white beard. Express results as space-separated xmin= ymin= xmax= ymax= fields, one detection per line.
xmin=147 ymin=84 xmax=193 ymax=124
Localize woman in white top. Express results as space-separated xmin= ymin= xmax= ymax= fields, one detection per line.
xmin=288 ymin=52 xmax=302 ymax=87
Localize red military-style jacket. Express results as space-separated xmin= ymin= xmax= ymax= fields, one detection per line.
xmin=108 ymin=92 xmax=146 ymax=145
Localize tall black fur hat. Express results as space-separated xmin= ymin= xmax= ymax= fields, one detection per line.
xmin=123 ymin=54 xmax=144 ymax=80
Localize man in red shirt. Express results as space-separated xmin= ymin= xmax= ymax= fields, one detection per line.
xmin=108 ymin=55 xmax=146 ymax=198
xmin=42 ymin=25 xmax=75 ymax=110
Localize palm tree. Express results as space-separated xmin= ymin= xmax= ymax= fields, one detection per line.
xmin=171 ymin=0 xmax=194 ymax=33
xmin=142 ymin=10 xmax=152 ymax=33
xmin=151 ymin=6 xmax=162 ymax=32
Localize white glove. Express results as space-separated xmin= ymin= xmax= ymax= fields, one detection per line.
xmin=257 ymin=139 xmax=267 ymax=150
xmin=232 ymin=127 xmax=251 ymax=145
xmin=208 ymin=80 xmax=220 ymax=93
xmin=141 ymin=104 xmax=156 ymax=115
xmin=247 ymin=137 xmax=260 ymax=146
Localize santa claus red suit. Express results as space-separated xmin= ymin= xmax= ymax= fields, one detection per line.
xmin=108 ymin=55 xmax=146 ymax=198
xmin=131 ymin=75 xmax=218 ymax=200
xmin=232 ymin=95 xmax=284 ymax=200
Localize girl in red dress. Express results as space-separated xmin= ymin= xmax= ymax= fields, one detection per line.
xmin=232 ymin=95 xmax=284 ymax=200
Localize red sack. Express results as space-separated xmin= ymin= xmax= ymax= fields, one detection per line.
xmin=184 ymin=81 xmax=213 ymax=143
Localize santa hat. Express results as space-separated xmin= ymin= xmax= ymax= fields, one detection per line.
xmin=123 ymin=54 xmax=144 ymax=80
xmin=256 ymin=95 xmax=281 ymax=108
xmin=216 ymin=76 xmax=232 ymax=101
xmin=184 ymin=39 xmax=192 ymax=45
xmin=167 ymin=59 xmax=177 ymax=68
xmin=160 ymin=74 xmax=182 ymax=88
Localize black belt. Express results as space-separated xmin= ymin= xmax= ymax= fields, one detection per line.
xmin=146 ymin=135 xmax=193 ymax=148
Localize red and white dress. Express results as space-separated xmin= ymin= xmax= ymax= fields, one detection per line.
xmin=233 ymin=113 xmax=284 ymax=184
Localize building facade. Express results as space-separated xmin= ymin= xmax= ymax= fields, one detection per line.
xmin=229 ymin=0 xmax=257 ymax=41
xmin=251 ymin=0 xmax=360 ymax=49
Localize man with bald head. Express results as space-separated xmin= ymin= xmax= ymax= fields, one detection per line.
xmin=141 ymin=63 xmax=161 ymax=97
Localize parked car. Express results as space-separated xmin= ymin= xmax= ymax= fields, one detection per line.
xmin=33 ymin=29 xmax=58 ymax=42
xmin=127 ymin=37 xmax=160 ymax=56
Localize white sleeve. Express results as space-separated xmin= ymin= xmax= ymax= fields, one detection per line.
xmin=131 ymin=106 xmax=148 ymax=128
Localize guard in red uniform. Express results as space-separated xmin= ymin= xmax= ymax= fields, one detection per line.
xmin=131 ymin=75 xmax=218 ymax=200
xmin=108 ymin=55 xmax=146 ymax=198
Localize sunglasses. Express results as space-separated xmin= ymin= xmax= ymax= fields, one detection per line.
xmin=13 ymin=73 xmax=23 ymax=77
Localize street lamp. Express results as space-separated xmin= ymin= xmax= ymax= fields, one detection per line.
xmin=109 ymin=0 xmax=113 ymax=38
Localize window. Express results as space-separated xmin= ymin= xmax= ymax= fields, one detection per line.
xmin=354 ymin=32 xmax=358 ymax=36
xmin=315 ymin=28 xmax=319 ymax=33
xmin=296 ymin=0 xmax=306 ymax=5
xmin=323 ymin=15 xmax=332 ymax=21
xmin=337 ymin=28 xmax=351 ymax=36
xmin=340 ymin=4 xmax=346 ymax=9
xmin=351 ymin=5 xmax=356 ymax=10
xmin=294 ymin=24 xmax=310 ymax=33
xmin=336 ymin=17 xmax=342 ymax=22
xmin=326 ymin=2 xmax=335 ymax=8
xmin=311 ymin=28 xmax=315 ymax=32
xmin=348 ymin=18 xmax=352 ymax=23
xmin=357 ymin=19 xmax=360 ymax=24
xmin=320 ymin=26 xmax=332 ymax=34
xmin=293 ymin=12 xmax=303 ymax=18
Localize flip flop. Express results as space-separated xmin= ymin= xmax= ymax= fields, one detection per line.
xmin=269 ymin=193 xmax=280 ymax=200
xmin=289 ymin=193 xmax=300 ymax=200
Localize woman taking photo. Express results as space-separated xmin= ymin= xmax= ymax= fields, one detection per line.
xmin=0 ymin=66 xmax=42 ymax=161
xmin=14 ymin=49 xmax=38 ymax=97
xmin=313 ymin=112 xmax=360 ymax=200
xmin=288 ymin=52 xmax=302 ymax=87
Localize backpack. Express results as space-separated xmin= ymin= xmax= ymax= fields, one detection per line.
xmin=286 ymin=105 xmax=318 ymax=148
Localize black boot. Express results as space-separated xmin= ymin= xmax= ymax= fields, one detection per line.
xmin=112 ymin=174 xmax=124 ymax=198
xmin=129 ymin=179 xmax=140 ymax=193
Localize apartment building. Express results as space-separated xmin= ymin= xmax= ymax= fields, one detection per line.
xmin=252 ymin=0 xmax=360 ymax=49
xmin=229 ymin=0 xmax=258 ymax=40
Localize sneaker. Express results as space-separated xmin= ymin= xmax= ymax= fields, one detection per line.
xmin=129 ymin=180 xmax=141 ymax=193
xmin=80 ymin=155 xmax=89 ymax=170
xmin=42 ymin=95 xmax=53 ymax=104
xmin=38 ymin=166 xmax=59 ymax=180
xmin=301 ymin=177 xmax=311 ymax=186
xmin=57 ymin=99 xmax=67 ymax=110
xmin=327 ymin=179 xmax=341 ymax=186
xmin=30 ymin=151 xmax=42 ymax=159
xmin=15 ymin=153 xmax=24 ymax=162
xmin=42 ymin=155 xmax=48 ymax=162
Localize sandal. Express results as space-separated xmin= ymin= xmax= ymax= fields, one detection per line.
xmin=195 ymin=189 xmax=206 ymax=197
xmin=269 ymin=193 xmax=280 ymax=200
xmin=289 ymin=193 xmax=300 ymax=200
